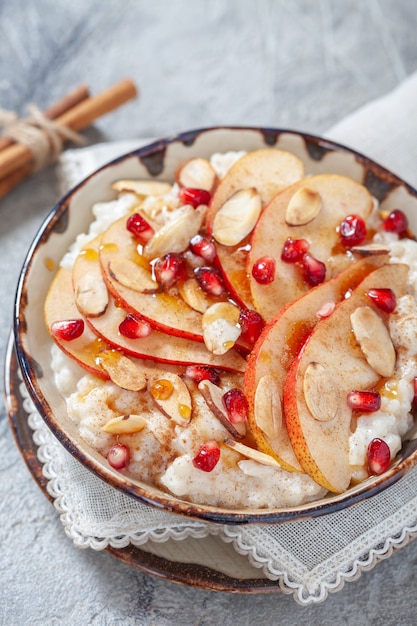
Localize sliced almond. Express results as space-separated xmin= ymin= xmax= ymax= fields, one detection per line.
xmin=103 ymin=413 xmax=147 ymax=435
xmin=176 ymin=157 xmax=217 ymax=192
xmin=303 ymin=362 xmax=340 ymax=422
xmin=108 ymin=257 xmax=156 ymax=292
xmin=148 ymin=372 xmax=192 ymax=425
xmin=98 ymin=350 xmax=147 ymax=391
xmin=212 ymin=188 xmax=262 ymax=246
xmin=285 ymin=186 xmax=322 ymax=226
xmin=198 ymin=380 xmax=246 ymax=439
xmin=112 ymin=179 xmax=172 ymax=196
xmin=351 ymin=243 xmax=391 ymax=256
xmin=75 ymin=273 xmax=108 ymax=317
xmin=224 ymin=437 xmax=280 ymax=467
xmin=179 ymin=278 xmax=212 ymax=313
xmin=144 ymin=205 xmax=205 ymax=259
xmin=202 ymin=302 xmax=241 ymax=355
xmin=350 ymin=306 xmax=396 ymax=377
xmin=254 ymin=374 xmax=282 ymax=439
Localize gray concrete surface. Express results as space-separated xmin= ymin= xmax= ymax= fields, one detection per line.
xmin=2 ymin=1 xmax=417 ymax=624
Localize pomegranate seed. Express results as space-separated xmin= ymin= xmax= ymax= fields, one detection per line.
xmin=238 ymin=308 xmax=265 ymax=345
xmin=126 ymin=213 xmax=155 ymax=243
xmin=184 ymin=365 xmax=220 ymax=386
xmin=51 ymin=319 xmax=84 ymax=341
xmin=154 ymin=253 xmax=187 ymax=288
xmin=189 ymin=234 xmax=217 ymax=262
xmin=366 ymin=288 xmax=396 ymax=313
xmin=367 ymin=438 xmax=391 ymax=475
xmin=251 ymin=256 xmax=276 ymax=285
xmin=301 ymin=254 xmax=326 ymax=286
xmin=194 ymin=266 xmax=227 ymax=296
xmin=339 ymin=214 xmax=367 ymax=247
xmin=119 ymin=314 xmax=152 ymax=339
xmin=281 ymin=238 xmax=309 ymax=263
xmin=223 ymin=388 xmax=248 ymax=424
xmin=193 ymin=441 xmax=221 ymax=472
xmin=107 ymin=443 xmax=130 ymax=470
xmin=179 ymin=187 xmax=211 ymax=208
xmin=383 ymin=209 xmax=408 ymax=235
xmin=347 ymin=390 xmax=381 ymax=412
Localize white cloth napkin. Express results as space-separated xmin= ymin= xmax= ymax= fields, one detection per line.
xmin=31 ymin=70 xmax=417 ymax=605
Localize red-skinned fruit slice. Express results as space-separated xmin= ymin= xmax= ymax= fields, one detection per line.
xmin=99 ymin=215 xmax=208 ymax=342
xmin=347 ymin=390 xmax=381 ymax=412
xmin=244 ymin=254 xmax=390 ymax=473
xmin=367 ymin=438 xmax=391 ymax=475
xmin=192 ymin=441 xmax=221 ymax=472
xmin=282 ymin=262 xmax=407 ymax=493
xmin=248 ymin=174 xmax=374 ymax=321
xmin=87 ymin=292 xmax=247 ymax=372
xmin=205 ymin=149 xmax=305 ymax=308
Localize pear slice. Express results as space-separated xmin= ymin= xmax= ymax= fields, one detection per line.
xmin=206 ymin=149 xmax=305 ymax=308
xmin=283 ymin=262 xmax=408 ymax=493
xmin=248 ymin=174 xmax=375 ymax=321
xmin=99 ymin=215 xmax=207 ymax=342
xmin=244 ymin=255 xmax=387 ymax=473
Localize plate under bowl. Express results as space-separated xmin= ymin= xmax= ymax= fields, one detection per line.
xmin=14 ymin=126 xmax=417 ymax=524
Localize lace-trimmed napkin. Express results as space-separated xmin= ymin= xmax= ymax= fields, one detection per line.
xmin=27 ymin=71 xmax=417 ymax=605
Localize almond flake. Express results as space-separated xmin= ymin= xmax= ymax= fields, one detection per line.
xmin=212 ymin=188 xmax=262 ymax=246
xmin=75 ymin=273 xmax=108 ymax=317
xmin=351 ymin=243 xmax=391 ymax=256
xmin=148 ymin=372 xmax=192 ymax=425
xmin=285 ymin=186 xmax=322 ymax=226
xmin=112 ymin=179 xmax=172 ymax=196
xmin=202 ymin=302 xmax=241 ymax=355
xmin=179 ymin=278 xmax=211 ymax=313
xmin=176 ymin=157 xmax=217 ymax=192
xmin=224 ymin=437 xmax=280 ymax=467
xmin=103 ymin=414 xmax=147 ymax=435
xmin=98 ymin=351 xmax=147 ymax=391
xmin=303 ymin=362 xmax=340 ymax=422
xmin=350 ymin=306 xmax=396 ymax=377
xmin=144 ymin=205 xmax=205 ymax=259
xmin=108 ymin=257 xmax=156 ymax=292
xmin=254 ymin=374 xmax=282 ymax=439
xmin=198 ymin=380 xmax=246 ymax=439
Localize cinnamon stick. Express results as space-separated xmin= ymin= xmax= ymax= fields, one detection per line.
xmin=0 ymin=83 xmax=90 ymax=153
xmin=0 ymin=79 xmax=137 ymax=181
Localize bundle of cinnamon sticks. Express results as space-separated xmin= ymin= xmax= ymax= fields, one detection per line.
xmin=0 ymin=79 xmax=138 ymax=201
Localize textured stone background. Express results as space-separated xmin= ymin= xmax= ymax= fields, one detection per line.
xmin=1 ymin=1 xmax=417 ymax=624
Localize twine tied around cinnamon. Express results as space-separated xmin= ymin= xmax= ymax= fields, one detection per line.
xmin=0 ymin=105 xmax=86 ymax=171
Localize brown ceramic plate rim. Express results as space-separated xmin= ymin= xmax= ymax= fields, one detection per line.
xmin=13 ymin=126 xmax=417 ymax=524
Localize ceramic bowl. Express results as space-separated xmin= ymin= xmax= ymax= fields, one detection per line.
xmin=14 ymin=126 xmax=417 ymax=524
